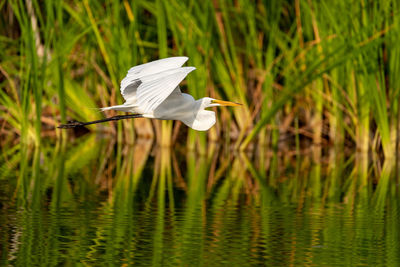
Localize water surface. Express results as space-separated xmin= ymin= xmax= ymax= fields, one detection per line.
xmin=1 ymin=135 xmax=399 ymax=266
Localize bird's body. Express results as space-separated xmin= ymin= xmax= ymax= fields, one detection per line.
xmin=102 ymin=88 xmax=216 ymax=131
xmin=59 ymin=57 xmax=240 ymax=131
xmin=153 ymin=94 xmax=217 ymax=131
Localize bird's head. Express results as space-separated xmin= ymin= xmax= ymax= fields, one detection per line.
xmin=201 ymin=97 xmax=242 ymax=109
xmin=188 ymin=97 xmax=241 ymax=131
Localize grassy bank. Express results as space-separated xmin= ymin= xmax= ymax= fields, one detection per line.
xmin=1 ymin=0 xmax=399 ymax=158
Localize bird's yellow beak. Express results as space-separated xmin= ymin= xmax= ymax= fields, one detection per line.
xmin=211 ymin=99 xmax=242 ymax=106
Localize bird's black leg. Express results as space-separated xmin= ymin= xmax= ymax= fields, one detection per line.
xmin=58 ymin=114 xmax=144 ymax=129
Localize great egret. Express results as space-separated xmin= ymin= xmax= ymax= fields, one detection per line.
xmin=58 ymin=57 xmax=241 ymax=131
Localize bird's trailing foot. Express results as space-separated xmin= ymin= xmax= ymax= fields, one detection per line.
xmin=57 ymin=114 xmax=144 ymax=129
xmin=57 ymin=120 xmax=86 ymax=129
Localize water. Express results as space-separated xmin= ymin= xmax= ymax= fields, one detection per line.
xmin=1 ymin=135 xmax=399 ymax=266
xmin=1 ymin=202 xmax=398 ymax=266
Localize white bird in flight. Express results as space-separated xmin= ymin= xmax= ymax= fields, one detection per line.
xmin=59 ymin=57 xmax=241 ymax=131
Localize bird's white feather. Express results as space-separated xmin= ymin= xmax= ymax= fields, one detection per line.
xmin=120 ymin=57 xmax=188 ymax=101
xmin=136 ymin=67 xmax=196 ymax=113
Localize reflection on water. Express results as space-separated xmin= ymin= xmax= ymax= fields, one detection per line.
xmin=1 ymin=135 xmax=399 ymax=266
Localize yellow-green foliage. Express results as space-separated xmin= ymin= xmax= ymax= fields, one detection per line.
xmin=0 ymin=0 xmax=399 ymax=156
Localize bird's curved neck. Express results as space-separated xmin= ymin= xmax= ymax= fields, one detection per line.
xmin=195 ymin=98 xmax=209 ymax=109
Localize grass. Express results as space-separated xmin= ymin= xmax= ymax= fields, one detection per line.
xmin=0 ymin=1 xmax=398 ymax=147
xmin=1 ymin=1 xmax=400 ymax=200
xmin=0 ymin=1 xmax=397 ymax=153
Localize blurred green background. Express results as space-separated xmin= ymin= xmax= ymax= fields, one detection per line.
xmin=1 ymin=0 xmax=400 ymax=265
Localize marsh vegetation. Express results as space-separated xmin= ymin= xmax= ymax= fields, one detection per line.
xmin=1 ymin=0 xmax=400 ymax=265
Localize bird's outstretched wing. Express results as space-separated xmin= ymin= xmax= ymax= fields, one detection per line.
xmin=136 ymin=67 xmax=195 ymax=113
xmin=120 ymin=57 xmax=188 ymax=102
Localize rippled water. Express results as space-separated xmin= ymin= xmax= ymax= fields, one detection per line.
xmin=1 ymin=136 xmax=399 ymax=266
xmin=2 ymin=199 xmax=399 ymax=265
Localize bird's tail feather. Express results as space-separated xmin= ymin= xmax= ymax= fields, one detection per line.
xmin=100 ymin=106 xmax=114 ymax=111
xmin=100 ymin=104 xmax=136 ymax=112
